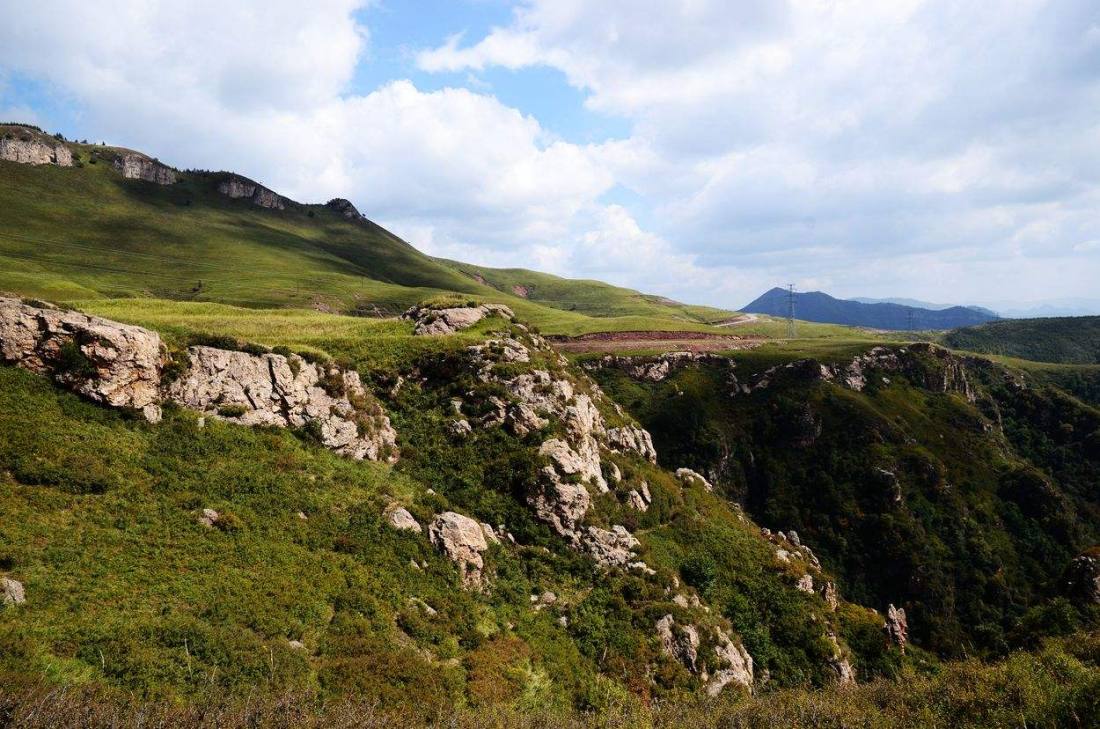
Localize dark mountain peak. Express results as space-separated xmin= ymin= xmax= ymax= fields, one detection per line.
xmin=742 ymin=288 xmax=999 ymax=330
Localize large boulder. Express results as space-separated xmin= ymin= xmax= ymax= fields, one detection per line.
xmin=112 ymin=152 xmax=177 ymax=185
xmin=169 ymin=346 xmax=398 ymax=462
xmin=0 ymin=298 xmax=164 ymax=419
xmin=429 ymin=512 xmax=490 ymax=588
xmin=386 ymin=506 xmax=422 ymax=534
xmin=1 ymin=577 xmax=25 ymax=606
xmin=403 ymin=303 xmax=514 ymax=336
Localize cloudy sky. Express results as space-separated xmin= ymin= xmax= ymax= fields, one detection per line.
xmin=2 ymin=0 xmax=1098 ymax=310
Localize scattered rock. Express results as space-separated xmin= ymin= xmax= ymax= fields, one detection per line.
xmin=583 ymin=525 xmax=641 ymax=568
xmin=820 ymin=581 xmax=839 ymax=611
xmin=386 ymin=507 xmax=422 ymax=534
xmin=429 ymin=512 xmax=489 ymax=588
xmin=1 ymin=577 xmax=26 ymax=606
xmin=607 ymin=426 xmax=657 ymax=462
xmin=287 ymin=639 xmax=306 ymax=651
xmin=796 ymin=574 xmax=814 ymax=593
xmin=827 ymin=633 xmax=856 ymax=685
xmin=408 ymin=597 xmax=438 ymax=616
xmin=448 ymin=418 xmax=473 ymax=437
xmin=885 ymin=604 xmax=908 ymax=652
xmin=198 ymin=508 xmax=220 ymax=528
xmin=325 ymin=198 xmax=363 ymax=220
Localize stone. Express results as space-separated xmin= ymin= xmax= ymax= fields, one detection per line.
xmin=217 ymin=175 xmax=285 ymax=209
xmin=287 ymin=639 xmax=306 ymax=651
xmin=529 ymin=469 xmax=592 ymax=538
xmin=626 ymin=489 xmax=648 ymax=511
xmin=386 ymin=507 xmax=422 ymax=534
xmin=198 ymin=508 xmax=219 ymax=528
xmin=787 ymin=530 xmax=801 ymax=547
xmin=325 ymin=197 xmax=362 ymax=220
xmin=885 ymin=604 xmax=908 ymax=652
xmin=402 ymin=303 xmax=514 ymax=336
xmin=448 ymin=418 xmax=473 ymax=437
xmin=827 ymin=633 xmax=856 ymax=685
xmin=583 ymin=525 xmax=640 ymax=568
xmin=606 ymin=426 xmax=657 ymax=462
xmin=820 ymin=581 xmax=839 ymax=611
xmin=796 ymin=574 xmax=814 ymax=593
xmin=169 ymin=346 xmax=398 ymax=462
xmin=539 ymin=438 xmax=607 ymax=492
xmin=1064 ymin=549 xmax=1100 ymax=605
xmin=1 ymin=577 xmax=26 ymax=606
xmin=707 ymin=628 xmax=754 ymax=695
xmin=429 ymin=512 xmax=489 ymax=588
xmin=480 ymin=523 xmax=501 ymax=544
xmin=112 ymin=152 xmax=177 ymax=184
xmin=0 ymin=298 xmax=164 ymax=417
xmin=676 ymin=468 xmax=714 ymax=492
xmin=656 ymin=614 xmax=699 ymax=672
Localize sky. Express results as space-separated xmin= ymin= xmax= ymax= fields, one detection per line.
xmin=1 ymin=0 xmax=1099 ymax=311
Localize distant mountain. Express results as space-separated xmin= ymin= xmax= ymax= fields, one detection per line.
xmin=742 ymin=288 xmax=999 ymax=330
xmin=852 ymin=296 xmax=999 ymax=318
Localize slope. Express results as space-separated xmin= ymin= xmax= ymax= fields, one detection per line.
xmin=943 ymin=316 xmax=1100 ymax=364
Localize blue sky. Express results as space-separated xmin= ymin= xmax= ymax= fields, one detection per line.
xmin=2 ymin=1 xmax=1099 ymax=312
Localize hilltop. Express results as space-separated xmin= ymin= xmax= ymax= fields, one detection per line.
xmin=944 ymin=316 xmax=1100 ymax=365
xmin=743 ymin=287 xmax=998 ymax=330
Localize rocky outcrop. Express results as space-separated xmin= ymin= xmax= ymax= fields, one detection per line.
xmin=828 ymin=632 xmax=856 ymax=685
xmin=325 ymin=198 xmax=363 ymax=220
xmin=0 ymin=298 xmax=164 ymax=421
xmin=217 ymin=175 xmax=285 ymax=210
xmin=0 ymin=127 xmax=72 ymax=167
xmin=403 ymin=303 xmax=514 ymax=336
xmin=707 ymin=628 xmax=754 ymax=695
xmin=676 ymin=468 xmax=714 ymax=492
xmin=884 ymin=604 xmax=908 ymax=652
xmin=607 ymin=426 xmax=657 ymax=463
xmin=657 ymin=615 xmax=754 ymax=695
xmin=112 ymin=152 xmax=177 ymax=184
xmin=582 ymin=351 xmax=730 ymax=383
xmin=429 ymin=512 xmax=491 ymax=588
xmin=1063 ymin=549 xmax=1100 ymax=605
xmin=170 ymin=346 xmax=397 ymax=462
xmin=1 ymin=577 xmax=25 ymax=606
xmin=656 ymin=614 xmax=699 ymax=672
xmin=386 ymin=507 xmax=422 ymax=533
xmin=583 ymin=525 xmax=641 ymax=568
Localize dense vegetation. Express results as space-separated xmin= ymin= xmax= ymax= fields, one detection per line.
xmin=944 ymin=316 xmax=1100 ymax=364
xmin=588 ymin=345 xmax=1100 ymax=659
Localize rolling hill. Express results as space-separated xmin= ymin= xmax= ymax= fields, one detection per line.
xmin=743 ymin=287 xmax=998 ymax=330
xmin=943 ymin=316 xmax=1100 ymax=364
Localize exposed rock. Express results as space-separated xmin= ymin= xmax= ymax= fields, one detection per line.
xmin=820 ymin=581 xmax=839 ymax=611
xmin=505 ymin=402 xmax=546 ymax=436
xmin=885 ymin=604 xmax=908 ymax=652
xmin=532 ymin=590 xmax=557 ymax=610
xmin=626 ymin=489 xmax=648 ymax=511
xmin=429 ymin=512 xmax=489 ymax=588
xmin=529 ymin=469 xmax=592 ymax=538
xmin=287 ymin=639 xmax=306 ymax=651
xmin=112 ymin=152 xmax=177 ymax=184
xmin=656 ymin=614 xmax=699 ymax=672
xmin=448 ymin=418 xmax=473 ymax=437
xmin=386 ymin=507 xmax=422 ymax=534
xmin=787 ymin=530 xmax=801 ymax=547
xmin=676 ymin=468 xmax=714 ymax=492
xmin=217 ymin=175 xmax=285 ymax=210
xmin=1 ymin=577 xmax=26 ymax=606
xmin=1063 ymin=549 xmax=1100 ymax=605
xmin=480 ymin=523 xmax=501 ymax=545
xmin=796 ymin=574 xmax=814 ymax=593
xmin=0 ymin=128 xmax=72 ymax=166
xmin=408 ymin=597 xmax=438 ymax=616
xmin=827 ymin=633 xmax=856 ymax=685
xmin=607 ymin=426 xmax=657 ymax=462
xmin=325 ymin=197 xmax=362 ymax=220
xmin=403 ymin=303 xmax=514 ymax=336
xmin=607 ymin=462 xmax=622 ymax=484
xmin=0 ymin=298 xmax=163 ymax=418
xmin=540 ymin=438 xmax=607 ymax=493
xmin=583 ymin=351 xmax=730 ymax=383
xmin=169 ymin=346 xmax=398 ymax=462
xmin=707 ymin=628 xmax=754 ymax=695
xmin=583 ymin=525 xmax=641 ymax=568
xmin=198 ymin=508 xmax=220 ymax=528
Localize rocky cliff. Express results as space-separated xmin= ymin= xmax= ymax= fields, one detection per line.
xmin=216 ymin=174 xmax=286 ymax=210
xmin=0 ymin=126 xmax=73 ymax=167
xmin=111 ymin=152 xmax=177 ymax=185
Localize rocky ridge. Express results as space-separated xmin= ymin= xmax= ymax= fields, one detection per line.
xmin=0 ymin=126 xmax=72 ymax=167
xmin=112 ymin=152 xmax=177 ymax=185
xmin=0 ymin=298 xmax=396 ymax=461
xmin=216 ymin=174 xmax=286 ymax=210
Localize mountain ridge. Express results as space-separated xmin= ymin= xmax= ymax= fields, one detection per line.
xmin=743 ymin=287 xmax=999 ymax=330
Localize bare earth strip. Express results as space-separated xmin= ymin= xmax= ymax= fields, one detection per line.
xmin=548 ymin=330 xmax=765 ymax=353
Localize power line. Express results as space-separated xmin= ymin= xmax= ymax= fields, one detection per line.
xmin=786 ymin=283 xmax=796 ymax=339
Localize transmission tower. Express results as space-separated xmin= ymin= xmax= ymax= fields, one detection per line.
xmin=786 ymin=284 xmax=796 ymax=339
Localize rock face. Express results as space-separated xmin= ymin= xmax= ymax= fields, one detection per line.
xmin=429 ymin=512 xmax=490 ymax=588
xmin=583 ymin=526 xmax=641 ymax=568
xmin=217 ymin=175 xmax=285 ymax=210
xmin=112 ymin=152 xmax=177 ymax=184
xmin=676 ymin=468 xmax=714 ymax=492
xmin=656 ymin=614 xmax=699 ymax=672
xmin=606 ymin=426 xmax=657 ymax=463
xmin=0 ymin=298 xmax=164 ymax=419
xmin=170 ymin=346 xmax=397 ymax=462
xmin=707 ymin=628 xmax=754 ymax=695
xmin=1063 ymin=549 xmax=1100 ymax=605
xmin=387 ymin=507 xmax=422 ymax=534
xmin=0 ymin=128 xmax=73 ymax=167
xmin=325 ymin=198 xmax=363 ymax=220
xmin=403 ymin=303 xmax=515 ymax=336
xmin=657 ymin=615 xmax=754 ymax=695
xmin=1 ymin=577 xmax=26 ymax=606
xmin=884 ymin=604 xmax=908 ymax=652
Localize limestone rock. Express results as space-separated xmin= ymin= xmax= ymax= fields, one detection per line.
xmin=796 ymin=574 xmax=814 ymax=593
xmin=606 ymin=425 xmax=657 ymax=462
xmin=169 ymin=346 xmax=397 ymax=462
xmin=112 ymin=152 xmax=177 ymax=184
xmin=1 ymin=577 xmax=26 ymax=606
xmin=217 ymin=174 xmax=285 ymax=209
xmin=429 ymin=512 xmax=489 ymax=588
xmin=885 ymin=604 xmax=908 ymax=652
xmin=827 ymin=633 xmax=856 ymax=685
xmin=540 ymin=438 xmax=606 ymax=493
xmin=0 ymin=127 xmax=72 ymax=166
xmin=0 ymin=298 xmax=163 ymax=417
xmin=820 ymin=581 xmax=839 ymax=611
xmin=656 ymin=614 xmax=699 ymax=672
xmin=403 ymin=303 xmax=514 ymax=336
xmin=198 ymin=508 xmax=220 ymax=528
xmin=676 ymin=468 xmax=714 ymax=492
xmin=707 ymin=628 xmax=754 ymax=695
xmin=583 ymin=525 xmax=640 ymax=568
xmin=1064 ymin=549 xmax=1100 ymax=605
xmin=529 ymin=468 xmax=592 ymax=538
xmin=325 ymin=197 xmax=362 ymax=220
xmin=386 ymin=507 xmax=422 ymax=534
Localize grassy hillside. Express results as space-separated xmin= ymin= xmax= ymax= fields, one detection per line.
xmin=586 ymin=344 xmax=1100 ymax=658
xmin=943 ymin=316 xmax=1100 ymax=364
